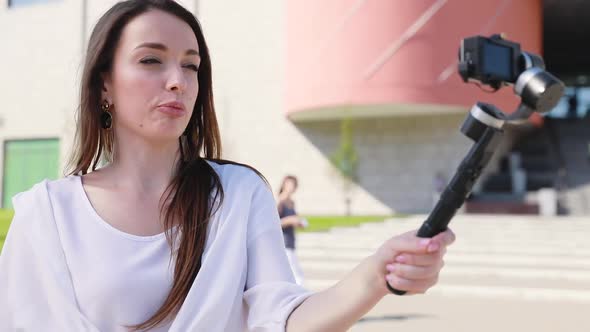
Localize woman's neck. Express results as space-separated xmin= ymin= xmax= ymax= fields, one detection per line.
xmin=107 ymin=133 xmax=181 ymax=193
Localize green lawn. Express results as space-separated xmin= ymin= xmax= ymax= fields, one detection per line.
xmin=0 ymin=209 xmax=14 ymax=254
xmin=299 ymin=215 xmax=406 ymax=233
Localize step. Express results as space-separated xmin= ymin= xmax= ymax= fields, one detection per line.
xmin=481 ymin=173 xmax=512 ymax=192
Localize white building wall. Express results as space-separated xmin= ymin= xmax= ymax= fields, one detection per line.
xmin=0 ymin=0 xmax=83 ymax=201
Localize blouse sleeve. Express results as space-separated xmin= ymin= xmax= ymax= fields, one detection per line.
xmin=0 ymin=184 xmax=99 ymax=331
xmin=242 ymin=181 xmax=314 ymax=331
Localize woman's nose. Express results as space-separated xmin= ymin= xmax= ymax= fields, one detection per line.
xmin=166 ymin=66 xmax=187 ymax=93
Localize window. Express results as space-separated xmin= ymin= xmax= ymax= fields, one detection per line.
xmin=2 ymin=139 xmax=60 ymax=208
xmin=8 ymin=0 xmax=61 ymax=8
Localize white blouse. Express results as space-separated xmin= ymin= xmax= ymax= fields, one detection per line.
xmin=0 ymin=161 xmax=312 ymax=331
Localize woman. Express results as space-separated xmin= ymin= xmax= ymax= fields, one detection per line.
xmin=0 ymin=1 xmax=455 ymax=331
xmin=277 ymin=175 xmax=306 ymax=285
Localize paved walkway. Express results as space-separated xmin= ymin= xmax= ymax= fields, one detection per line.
xmin=298 ymin=214 xmax=590 ymax=332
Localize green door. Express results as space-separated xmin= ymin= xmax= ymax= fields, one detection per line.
xmin=2 ymin=139 xmax=60 ymax=208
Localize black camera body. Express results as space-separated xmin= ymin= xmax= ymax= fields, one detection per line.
xmin=459 ymin=34 xmax=521 ymax=88
xmin=458 ymin=34 xmax=545 ymax=90
xmin=458 ymin=34 xmax=563 ymax=113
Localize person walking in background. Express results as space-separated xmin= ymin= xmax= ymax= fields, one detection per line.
xmin=277 ymin=175 xmax=306 ymax=285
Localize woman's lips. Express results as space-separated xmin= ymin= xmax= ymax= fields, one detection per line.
xmin=157 ymin=102 xmax=186 ymax=117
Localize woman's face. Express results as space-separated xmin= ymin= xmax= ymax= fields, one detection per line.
xmin=102 ymin=9 xmax=200 ymax=144
xmin=283 ymin=179 xmax=297 ymax=195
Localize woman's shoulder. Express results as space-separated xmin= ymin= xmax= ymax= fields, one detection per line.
xmin=206 ymin=159 xmax=267 ymax=191
xmin=205 ymin=159 xmax=276 ymax=214
xmin=12 ymin=176 xmax=79 ymax=211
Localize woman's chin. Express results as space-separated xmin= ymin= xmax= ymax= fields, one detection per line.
xmin=119 ymin=123 xmax=187 ymax=145
xmin=142 ymin=131 xmax=185 ymax=145
xmin=150 ymin=125 xmax=187 ymax=140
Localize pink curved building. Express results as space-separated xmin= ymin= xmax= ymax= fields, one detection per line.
xmin=286 ymin=0 xmax=542 ymax=125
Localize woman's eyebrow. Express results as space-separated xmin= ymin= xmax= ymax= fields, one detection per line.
xmin=134 ymin=42 xmax=200 ymax=56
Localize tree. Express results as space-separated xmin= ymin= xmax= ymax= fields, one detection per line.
xmin=330 ymin=118 xmax=358 ymax=216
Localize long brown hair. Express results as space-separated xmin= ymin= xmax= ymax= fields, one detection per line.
xmin=67 ymin=0 xmax=262 ymax=329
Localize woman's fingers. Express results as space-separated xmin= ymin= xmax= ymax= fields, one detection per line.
xmin=385 ymin=273 xmax=439 ymax=294
xmin=385 ymin=230 xmax=433 ymax=255
xmin=375 ymin=228 xmax=454 ymax=295
xmin=386 ymin=260 xmax=444 ymax=280
xmin=385 ymin=229 xmax=455 ymax=258
xmin=394 ymin=247 xmax=446 ymax=267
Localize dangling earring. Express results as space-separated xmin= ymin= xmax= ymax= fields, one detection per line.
xmin=100 ymin=100 xmax=113 ymax=130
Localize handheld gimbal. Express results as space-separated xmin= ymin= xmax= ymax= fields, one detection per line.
xmin=388 ymin=34 xmax=565 ymax=295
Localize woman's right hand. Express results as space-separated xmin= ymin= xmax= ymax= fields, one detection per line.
xmin=370 ymin=229 xmax=455 ymax=296
xmin=292 ymin=216 xmax=305 ymax=228
xmin=281 ymin=215 xmax=304 ymax=228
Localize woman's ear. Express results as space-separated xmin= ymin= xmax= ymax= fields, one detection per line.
xmin=100 ymin=72 xmax=113 ymax=101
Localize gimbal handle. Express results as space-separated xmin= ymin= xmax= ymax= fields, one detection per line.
xmin=388 ymin=102 xmax=505 ymax=295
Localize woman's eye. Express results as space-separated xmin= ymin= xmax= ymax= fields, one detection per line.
xmin=139 ymin=58 xmax=161 ymax=65
xmin=183 ymin=64 xmax=199 ymax=72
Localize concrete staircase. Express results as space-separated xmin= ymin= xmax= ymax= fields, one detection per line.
xmin=466 ymin=116 xmax=589 ymax=216
xmin=466 ymin=126 xmax=560 ymax=214
xmin=296 ymin=216 xmax=590 ymax=331
xmin=548 ymin=117 xmax=590 ymax=215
